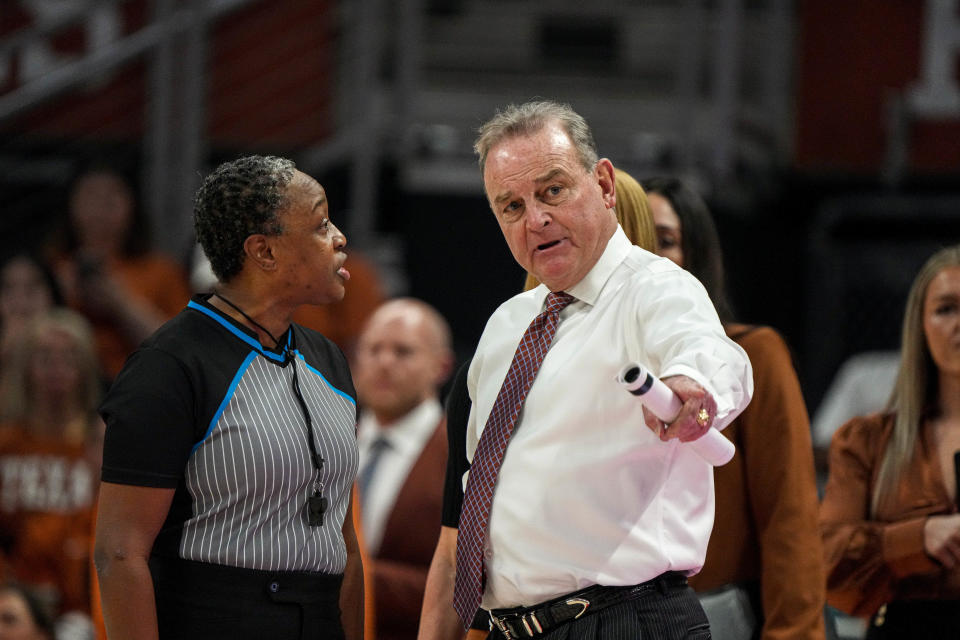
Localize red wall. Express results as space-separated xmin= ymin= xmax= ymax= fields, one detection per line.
xmin=795 ymin=0 xmax=960 ymax=174
xmin=1 ymin=0 xmax=335 ymax=148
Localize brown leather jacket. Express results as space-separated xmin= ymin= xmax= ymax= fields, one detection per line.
xmin=820 ymin=412 xmax=960 ymax=617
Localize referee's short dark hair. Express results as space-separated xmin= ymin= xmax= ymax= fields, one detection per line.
xmin=194 ymin=155 xmax=297 ymax=283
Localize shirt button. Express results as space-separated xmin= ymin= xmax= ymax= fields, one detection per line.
xmin=484 ymin=548 xmax=493 ymax=559
xmin=269 ymin=581 xmax=280 ymax=593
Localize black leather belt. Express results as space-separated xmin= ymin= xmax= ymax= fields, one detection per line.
xmin=488 ymin=572 xmax=687 ymax=639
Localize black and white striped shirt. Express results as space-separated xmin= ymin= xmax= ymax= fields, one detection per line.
xmin=101 ymin=294 xmax=358 ymax=574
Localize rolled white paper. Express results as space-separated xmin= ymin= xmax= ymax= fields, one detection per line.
xmin=616 ymin=362 xmax=735 ymax=467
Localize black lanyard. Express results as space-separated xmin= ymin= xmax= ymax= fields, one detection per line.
xmin=213 ymin=293 xmax=328 ymax=527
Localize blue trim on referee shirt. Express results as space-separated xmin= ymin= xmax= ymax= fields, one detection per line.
xmin=292 ymin=350 xmax=356 ymax=405
xmin=191 ymin=350 xmax=258 ymax=454
xmin=187 ymin=300 xmax=286 ymax=363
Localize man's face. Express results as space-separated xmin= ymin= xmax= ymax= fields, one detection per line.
xmin=272 ymin=171 xmax=349 ymax=307
xmin=482 ymin=122 xmax=617 ymax=292
xmin=354 ymin=304 xmax=448 ymax=425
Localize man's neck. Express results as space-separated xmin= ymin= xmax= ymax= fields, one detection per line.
xmin=369 ymin=397 xmax=436 ymax=429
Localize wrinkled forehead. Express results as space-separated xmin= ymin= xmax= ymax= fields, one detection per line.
xmin=486 ymin=124 xmax=576 ymax=167
xmin=362 ymin=302 xmax=448 ymax=353
xmin=483 ymin=128 xmax=583 ymax=194
xmin=365 ymin=305 xmax=423 ymax=338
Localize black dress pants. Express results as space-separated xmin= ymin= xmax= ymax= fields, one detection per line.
xmin=150 ymin=556 xmax=345 ymax=640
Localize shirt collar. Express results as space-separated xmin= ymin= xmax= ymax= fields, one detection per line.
xmin=188 ymin=293 xmax=290 ymax=361
xmin=357 ymin=397 xmax=442 ymax=455
xmin=535 ymin=225 xmax=631 ymax=307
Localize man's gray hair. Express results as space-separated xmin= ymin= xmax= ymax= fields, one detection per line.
xmin=473 ymin=100 xmax=599 ymax=173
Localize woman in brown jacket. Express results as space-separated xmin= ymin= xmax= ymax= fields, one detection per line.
xmin=821 ymin=245 xmax=960 ymax=639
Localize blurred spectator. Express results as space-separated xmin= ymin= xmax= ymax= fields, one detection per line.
xmin=643 ymin=176 xmax=826 ymax=640
xmin=812 ymin=351 xmax=900 ymax=469
xmin=48 ymin=164 xmax=191 ymax=379
xmin=0 ymin=254 xmax=62 ymax=364
xmin=0 ymin=309 xmax=101 ymax=629
xmin=0 ymin=583 xmax=55 ymax=640
xmin=820 ymin=245 xmax=960 ymax=639
xmin=354 ymin=298 xmax=453 ymax=640
xmin=610 ymin=168 xmax=658 ymax=252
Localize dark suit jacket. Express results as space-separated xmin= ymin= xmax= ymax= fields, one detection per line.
xmin=372 ymin=418 xmax=447 ymax=640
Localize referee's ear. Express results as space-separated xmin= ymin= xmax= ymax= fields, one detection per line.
xmin=243 ymin=234 xmax=278 ymax=272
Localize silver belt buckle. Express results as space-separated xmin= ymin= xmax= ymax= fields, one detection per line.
xmin=492 ymin=602 xmax=563 ymax=638
xmin=524 ymin=611 xmax=544 ymax=635
xmin=523 ymin=611 xmax=543 ymax=638
xmin=492 ymin=614 xmax=515 ymax=640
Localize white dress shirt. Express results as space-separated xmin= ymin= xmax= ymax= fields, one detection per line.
xmin=357 ymin=398 xmax=442 ymax=554
xmin=466 ymin=225 xmax=753 ymax=610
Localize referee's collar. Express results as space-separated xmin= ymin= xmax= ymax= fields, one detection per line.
xmin=187 ymin=293 xmax=291 ymax=363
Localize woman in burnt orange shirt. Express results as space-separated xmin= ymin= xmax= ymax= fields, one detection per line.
xmin=51 ymin=164 xmax=190 ymax=379
xmin=821 ymin=245 xmax=960 ymax=639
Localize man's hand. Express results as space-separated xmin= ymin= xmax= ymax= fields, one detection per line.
xmin=924 ymin=514 xmax=960 ymax=568
xmin=641 ymin=375 xmax=717 ymax=443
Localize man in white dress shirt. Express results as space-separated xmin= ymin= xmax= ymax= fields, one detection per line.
xmin=354 ymin=298 xmax=454 ymax=640
xmin=417 ymin=101 xmax=753 ymax=640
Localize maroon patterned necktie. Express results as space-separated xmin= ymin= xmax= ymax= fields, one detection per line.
xmin=453 ymin=291 xmax=576 ymax=627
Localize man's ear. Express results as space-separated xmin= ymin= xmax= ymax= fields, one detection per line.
xmin=243 ymin=234 xmax=278 ymax=272
xmin=596 ymin=158 xmax=616 ymax=210
xmin=433 ymin=350 xmax=455 ymax=388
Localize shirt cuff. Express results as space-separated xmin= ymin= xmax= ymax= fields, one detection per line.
xmin=659 ymin=363 xmax=740 ymax=429
xmin=883 ymin=516 xmax=941 ymax=578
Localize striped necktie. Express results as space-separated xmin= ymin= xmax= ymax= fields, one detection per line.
xmin=453 ymin=291 xmax=575 ymax=627
xmin=357 ymin=435 xmax=391 ymax=506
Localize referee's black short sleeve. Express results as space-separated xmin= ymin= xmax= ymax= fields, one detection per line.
xmin=100 ymin=346 xmax=197 ymax=488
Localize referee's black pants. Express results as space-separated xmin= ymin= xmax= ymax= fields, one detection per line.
xmin=487 ymin=578 xmax=711 ymax=640
xmin=150 ymin=556 xmax=345 ymax=640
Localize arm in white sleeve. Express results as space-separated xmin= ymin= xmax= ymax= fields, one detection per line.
xmin=631 ymin=265 xmax=753 ymax=430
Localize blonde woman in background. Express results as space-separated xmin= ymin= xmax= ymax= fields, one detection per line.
xmin=0 ymin=308 xmax=102 ymax=632
xmin=821 ymin=245 xmax=960 ymax=639
xmin=0 ymin=253 xmax=62 ymax=365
